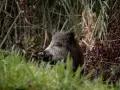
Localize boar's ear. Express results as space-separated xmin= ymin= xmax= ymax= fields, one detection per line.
xmin=66 ymin=31 xmax=75 ymax=40
xmin=52 ymin=29 xmax=57 ymax=35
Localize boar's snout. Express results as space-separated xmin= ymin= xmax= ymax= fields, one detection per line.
xmin=39 ymin=50 xmax=52 ymax=62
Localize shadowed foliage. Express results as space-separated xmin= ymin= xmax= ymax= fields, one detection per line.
xmin=0 ymin=0 xmax=120 ymax=86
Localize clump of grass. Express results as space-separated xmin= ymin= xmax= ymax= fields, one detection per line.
xmin=0 ymin=0 xmax=120 ymax=89
xmin=0 ymin=50 xmax=118 ymax=90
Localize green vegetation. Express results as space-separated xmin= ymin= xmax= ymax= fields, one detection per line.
xmin=0 ymin=0 xmax=120 ymax=89
xmin=0 ymin=50 xmax=118 ymax=90
xmin=0 ymin=0 xmax=113 ymax=49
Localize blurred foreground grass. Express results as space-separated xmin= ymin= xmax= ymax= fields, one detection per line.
xmin=0 ymin=50 xmax=119 ymax=90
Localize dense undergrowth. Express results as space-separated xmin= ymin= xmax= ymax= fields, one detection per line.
xmin=0 ymin=0 xmax=120 ymax=89
xmin=0 ymin=50 xmax=119 ymax=90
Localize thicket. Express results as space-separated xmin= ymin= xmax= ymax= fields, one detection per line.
xmin=0 ymin=0 xmax=120 ymax=89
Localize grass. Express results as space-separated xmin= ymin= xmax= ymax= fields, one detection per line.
xmin=0 ymin=0 xmax=111 ymax=49
xmin=0 ymin=0 xmax=120 ymax=90
xmin=0 ymin=50 xmax=119 ymax=90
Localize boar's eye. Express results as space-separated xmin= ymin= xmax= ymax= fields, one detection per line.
xmin=56 ymin=42 xmax=63 ymax=47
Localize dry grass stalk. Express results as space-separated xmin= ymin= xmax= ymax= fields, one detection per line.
xmin=80 ymin=8 xmax=96 ymax=52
